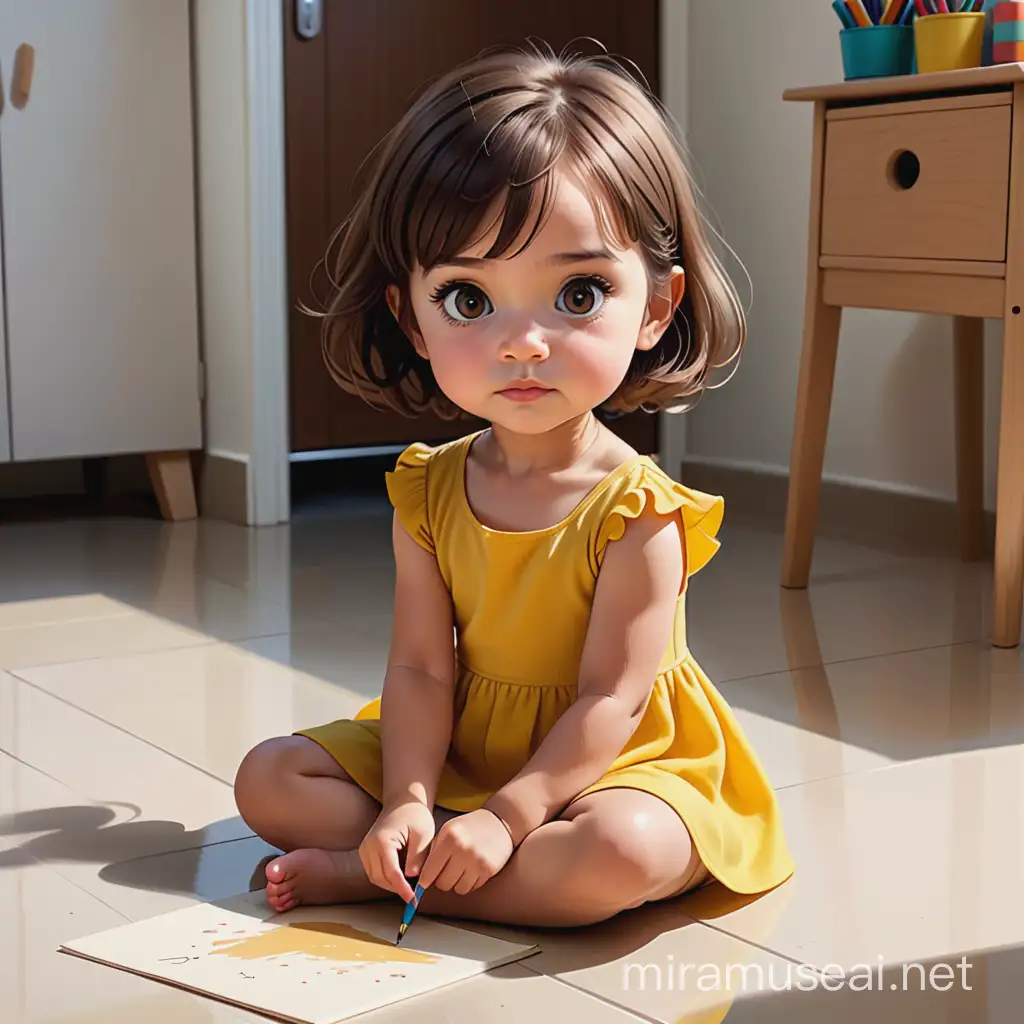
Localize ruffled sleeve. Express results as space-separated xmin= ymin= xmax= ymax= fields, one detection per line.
xmin=594 ymin=465 xmax=724 ymax=579
xmin=384 ymin=443 xmax=435 ymax=554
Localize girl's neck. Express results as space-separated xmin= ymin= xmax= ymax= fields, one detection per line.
xmin=484 ymin=414 xmax=601 ymax=477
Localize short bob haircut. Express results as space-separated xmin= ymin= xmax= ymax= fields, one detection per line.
xmin=318 ymin=43 xmax=745 ymax=419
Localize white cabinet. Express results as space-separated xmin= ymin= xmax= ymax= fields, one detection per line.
xmin=0 ymin=1 xmax=201 ymax=495
xmin=0 ymin=222 xmax=9 ymax=463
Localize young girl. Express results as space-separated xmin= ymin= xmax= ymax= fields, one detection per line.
xmin=235 ymin=44 xmax=794 ymax=928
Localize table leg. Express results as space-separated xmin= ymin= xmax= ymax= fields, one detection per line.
xmin=992 ymin=321 xmax=1024 ymax=646
xmin=781 ymin=294 xmax=842 ymax=588
xmin=782 ymin=99 xmax=840 ymax=589
xmin=953 ymin=316 xmax=985 ymax=561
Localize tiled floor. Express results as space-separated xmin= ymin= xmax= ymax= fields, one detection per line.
xmin=1 ymin=496 xmax=1021 ymax=1022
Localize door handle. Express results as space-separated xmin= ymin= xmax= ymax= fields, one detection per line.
xmin=295 ymin=0 xmax=322 ymax=40
xmin=11 ymin=43 xmax=34 ymax=110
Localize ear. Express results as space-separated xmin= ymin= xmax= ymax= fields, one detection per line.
xmin=386 ymin=283 xmax=428 ymax=359
xmin=637 ymin=266 xmax=685 ymax=352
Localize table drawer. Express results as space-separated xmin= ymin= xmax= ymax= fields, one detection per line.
xmin=820 ymin=105 xmax=1011 ymax=262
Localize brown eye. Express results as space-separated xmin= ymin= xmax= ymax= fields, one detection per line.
xmin=556 ymin=279 xmax=606 ymax=317
xmin=441 ymin=284 xmax=492 ymax=322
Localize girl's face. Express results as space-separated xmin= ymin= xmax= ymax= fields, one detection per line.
xmin=391 ymin=168 xmax=684 ymax=435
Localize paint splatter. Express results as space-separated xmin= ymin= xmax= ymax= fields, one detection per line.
xmin=209 ymin=923 xmax=437 ymax=966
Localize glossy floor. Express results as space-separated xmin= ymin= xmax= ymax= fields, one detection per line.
xmin=1 ymin=499 xmax=1021 ymax=1022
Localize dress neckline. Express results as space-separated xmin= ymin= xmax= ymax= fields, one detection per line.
xmin=457 ymin=430 xmax=652 ymax=537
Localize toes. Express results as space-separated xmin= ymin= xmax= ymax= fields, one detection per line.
xmin=265 ymin=856 xmax=293 ymax=884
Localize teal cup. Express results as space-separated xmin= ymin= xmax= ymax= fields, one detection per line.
xmin=839 ymin=25 xmax=915 ymax=80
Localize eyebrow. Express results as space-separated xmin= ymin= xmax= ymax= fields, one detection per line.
xmin=431 ymin=248 xmax=620 ymax=270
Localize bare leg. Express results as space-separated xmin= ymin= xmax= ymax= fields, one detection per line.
xmin=234 ymin=736 xmax=383 ymax=912
xmin=236 ymin=741 xmax=706 ymax=930
xmin=234 ymin=736 xmax=455 ymax=912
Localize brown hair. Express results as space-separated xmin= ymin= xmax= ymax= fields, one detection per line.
xmin=317 ymin=42 xmax=745 ymax=419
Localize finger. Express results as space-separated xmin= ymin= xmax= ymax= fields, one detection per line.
xmin=433 ymin=856 xmax=468 ymax=893
xmin=362 ymin=850 xmax=384 ymax=892
xmin=382 ymin=847 xmax=416 ymax=902
xmin=453 ymin=869 xmax=479 ymax=896
xmin=417 ymin=843 xmax=446 ymax=891
xmin=403 ymin=826 xmax=433 ymax=878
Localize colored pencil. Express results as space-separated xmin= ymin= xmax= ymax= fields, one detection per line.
xmin=833 ymin=0 xmax=858 ymax=26
xmin=846 ymin=0 xmax=873 ymax=26
xmin=935 ymin=0 xmax=950 ymax=14
xmin=395 ymin=883 xmax=425 ymax=945
xmin=881 ymin=0 xmax=904 ymax=23
xmin=914 ymin=0 xmax=931 ymax=17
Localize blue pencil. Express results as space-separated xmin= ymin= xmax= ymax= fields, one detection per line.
xmin=395 ymin=882 xmax=425 ymax=945
xmin=833 ymin=0 xmax=858 ymax=26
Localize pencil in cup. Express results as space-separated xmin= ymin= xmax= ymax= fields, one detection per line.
xmin=845 ymin=0 xmax=874 ymax=25
xmin=395 ymin=882 xmax=426 ymax=945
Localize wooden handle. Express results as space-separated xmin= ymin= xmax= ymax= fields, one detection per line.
xmin=11 ymin=43 xmax=34 ymax=110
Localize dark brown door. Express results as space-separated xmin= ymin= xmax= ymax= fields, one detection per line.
xmin=283 ymin=0 xmax=660 ymax=455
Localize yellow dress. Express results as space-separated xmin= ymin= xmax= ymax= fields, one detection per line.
xmin=298 ymin=432 xmax=795 ymax=895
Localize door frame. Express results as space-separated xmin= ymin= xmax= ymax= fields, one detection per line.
xmin=246 ymin=0 xmax=291 ymax=525
xmin=245 ymin=0 xmax=688 ymax=525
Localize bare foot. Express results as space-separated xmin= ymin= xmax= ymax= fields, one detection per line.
xmin=264 ymin=848 xmax=380 ymax=913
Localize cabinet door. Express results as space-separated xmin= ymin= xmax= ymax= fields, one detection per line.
xmin=0 ymin=195 xmax=9 ymax=462
xmin=0 ymin=1 xmax=201 ymax=462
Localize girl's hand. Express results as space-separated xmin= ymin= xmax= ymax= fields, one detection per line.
xmin=418 ymin=808 xmax=514 ymax=895
xmin=358 ymin=801 xmax=436 ymax=903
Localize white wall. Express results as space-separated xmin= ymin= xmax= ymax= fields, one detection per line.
xmin=192 ymin=0 xmax=254 ymax=464
xmin=658 ymin=0 xmax=690 ymax=475
xmin=677 ymin=0 xmax=1001 ymax=508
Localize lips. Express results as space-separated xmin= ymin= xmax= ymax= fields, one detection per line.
xmin=497 ymin=381 xmax=553 ymax=403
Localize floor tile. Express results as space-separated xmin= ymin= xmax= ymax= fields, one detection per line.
xmin=0 ymin=859 xmax=262 ymax=1023
xmin=687 ymin=559 xmax=990 ymax=684
xmin=0 ymin=675 xmax=250 ymax=851
xmin=356 ymin=963 xmax=650 ymax=1023
xmin=685 ymin=744 xmax=1024 ymax=971
xmin=716 ymin=639 xmax=1024 ymax=789
xmin=1 ymin=748 xmax=271 ymax=922
xmin=0 ymin=598 xmax=214 ymax=670
xmin=667 ymin=943 xmax=1019 ymax=1022
xmin=83 ymin=835 xmax=281 ymax=923
xmin=16 ymin=636 xmax=382 ymax=785
xmin=434 ymin=897 xmax=799 ymax=1023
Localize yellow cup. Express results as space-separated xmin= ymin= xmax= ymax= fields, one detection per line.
xmin=914 ymin=12 xmax=985 ymax=74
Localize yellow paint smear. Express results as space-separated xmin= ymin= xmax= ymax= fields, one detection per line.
xmin=209 ymin=922 xmax=437 ymax=966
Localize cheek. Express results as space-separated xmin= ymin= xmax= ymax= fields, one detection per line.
xmin=564 ymin=309 xmax=643 ymax=390
xmin=419 ymin=327 xmax=490 ymax=398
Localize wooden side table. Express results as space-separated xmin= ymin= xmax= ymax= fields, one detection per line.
xmin=781 ymin=64 xmax=1024 ymax=648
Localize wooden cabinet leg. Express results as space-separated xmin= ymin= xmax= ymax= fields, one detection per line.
xmin=953 ymin=316 xmax=986 ymax=561
xmin=992 ymin=320 xmax=1024 ymax=646
xmin=781 ymin=295 xmax=842 ymax=588
xmin=992 ymin=83 xmax=1024 ymax=648
xmin=782 ymin=100 xmax=839 ymax=589
xmin=147 ymin=451 xmax=197 ymax=522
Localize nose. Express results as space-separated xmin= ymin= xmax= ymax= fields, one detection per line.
xmin=500 ymin=325 xmax=549 ymax=362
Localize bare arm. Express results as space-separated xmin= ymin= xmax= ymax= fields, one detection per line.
xmin=483 ymin=506 xmax=684 ymax=843
xmin=380 ymin=512 xmax=456 ymax=810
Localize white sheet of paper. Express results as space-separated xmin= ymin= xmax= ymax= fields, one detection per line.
xmin=59 ymin=890 xmax=539 ymax=1024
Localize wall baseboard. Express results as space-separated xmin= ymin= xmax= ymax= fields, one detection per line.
xmin=678 ymin=457 xmax=995 ymax=557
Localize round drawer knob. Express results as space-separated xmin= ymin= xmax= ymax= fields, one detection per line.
xmin=888 ymin=150 xmax=920 ymax=191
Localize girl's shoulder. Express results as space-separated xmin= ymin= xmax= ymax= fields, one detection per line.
xmin=383 ymin=434 xmax=476 ymax=554
xmin=588 ymin=458 xmax=725 ymax=580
